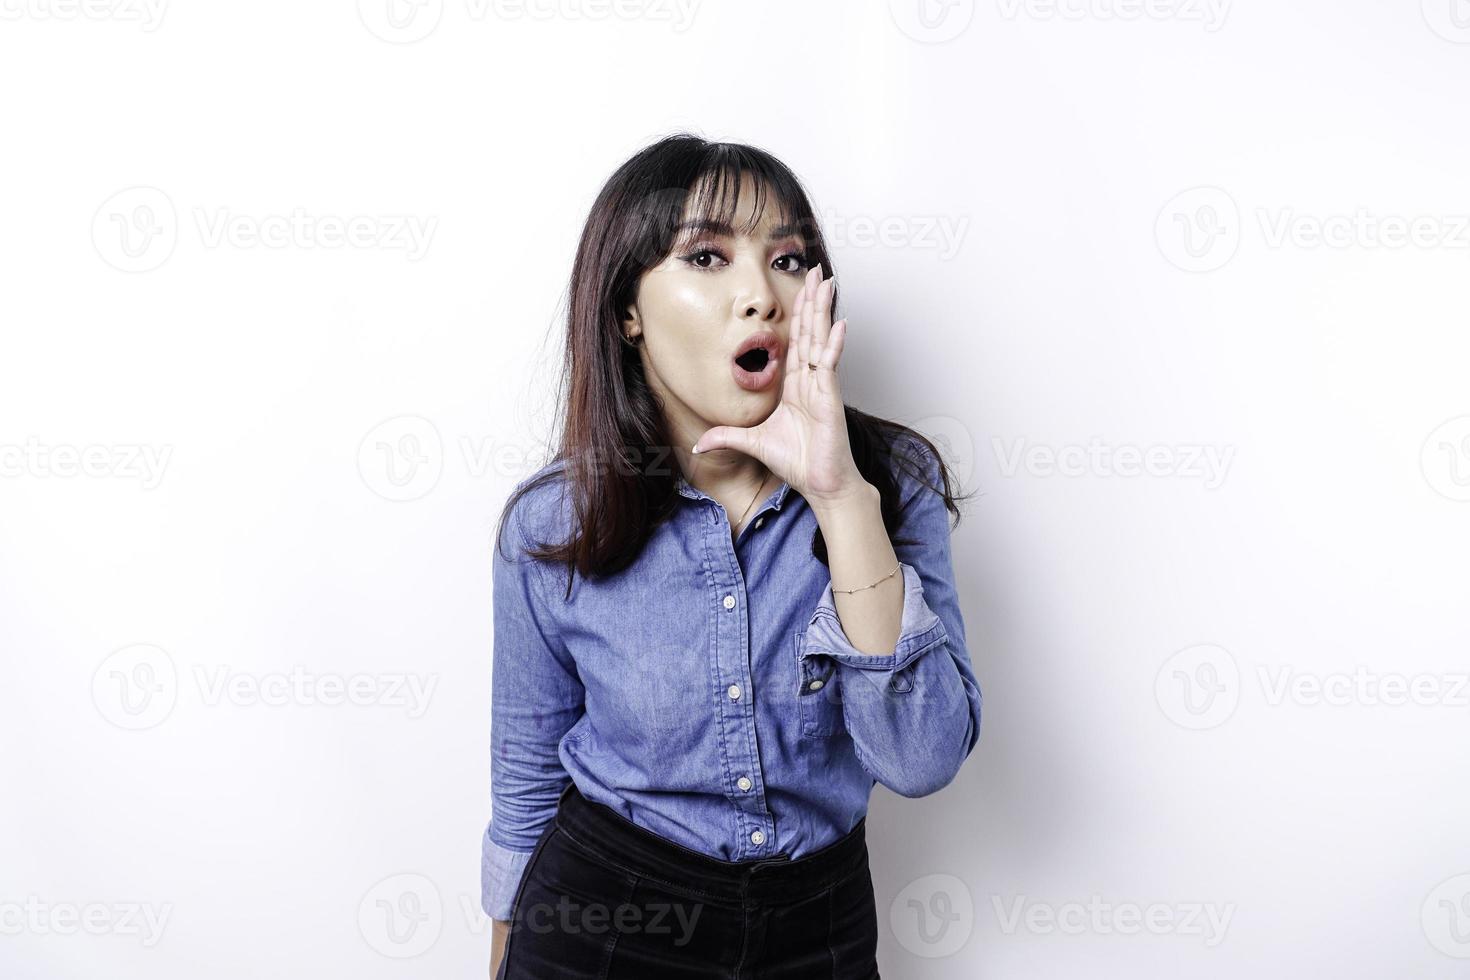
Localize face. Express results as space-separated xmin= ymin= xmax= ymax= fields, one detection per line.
xmin=622 ymin=174 xmax=814 ymax=459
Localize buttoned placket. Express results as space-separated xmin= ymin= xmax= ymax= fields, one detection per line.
xmin=675 ymin=475 xmax=793 ymax=859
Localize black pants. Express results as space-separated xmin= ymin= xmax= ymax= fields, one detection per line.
xmin=496 ymin=782 xmax=881 ymax=979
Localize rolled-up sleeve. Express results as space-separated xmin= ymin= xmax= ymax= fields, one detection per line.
xmin=481 ymin=492 xmax=583 ymax=921
xmin=800 ymin=441 xmax=983 ymax=798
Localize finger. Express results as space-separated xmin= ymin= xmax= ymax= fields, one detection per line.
xmin=812 ymin=274 xmax=833 ymax=353
xmin=820 ymin=318 xmax=846 ymax=371
xmin=692 ymin=425 xmax=752 ymax=458
xmin=799 ymin=266 xmax=817 ymax=370
xmin=817 ymin=319 xmax=846 ymax=395
xmin=788 ymin=287 xmax=806 ymax=379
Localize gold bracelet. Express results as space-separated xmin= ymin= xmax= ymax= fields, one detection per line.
xmin=832 ymin=562 xmax=901 ymax=595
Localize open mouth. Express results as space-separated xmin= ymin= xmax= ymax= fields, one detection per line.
xmin=730 ymin=332 xmax=782 ymax=391
xmin=734 ymin=347 xmax=770 ymax=373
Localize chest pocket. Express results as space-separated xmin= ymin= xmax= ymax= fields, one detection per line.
xmin=794 ymin=629 xmax=846 ymax=739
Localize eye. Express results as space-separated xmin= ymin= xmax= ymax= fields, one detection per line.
xmin=678 ymin=243 xmax=729 ymax=271
xmin=773 ymin=250 xmax=810 ymax=274
xmin=673 ymin=243 xmax=726 ymax=274
xmin=676 ymin=243 xmax=811 ymax=274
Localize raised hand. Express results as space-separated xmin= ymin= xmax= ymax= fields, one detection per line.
xmin=691 ymin=264 xmax=869 ymax=508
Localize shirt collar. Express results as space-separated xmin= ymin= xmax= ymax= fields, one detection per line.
xmin=675 ymin=474 xmax=793 ymax=513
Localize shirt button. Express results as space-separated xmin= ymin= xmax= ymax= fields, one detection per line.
xmin=737 ymin=776 xmax=752 ymax=791
xmin=723 ymin=595 xmax=736 ymax=610
xmin=750 ymin=830 xmax=765 ymax=845
xmin=753 ymin=517 xmax=764 ymax=529
xmin=808 ymin=679 xmax=824 ymax=691
xmin=728 ymin=684 xmax=741 ymax=700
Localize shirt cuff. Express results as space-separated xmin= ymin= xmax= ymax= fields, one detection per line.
xmin=481 ymin=824 xmax=536 ymax=921
xmin=801 ymin=562 xmax=950 ymax=673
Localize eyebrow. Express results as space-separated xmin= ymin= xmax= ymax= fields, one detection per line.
xmin=675 ymin=219 xmax=805 ymax=240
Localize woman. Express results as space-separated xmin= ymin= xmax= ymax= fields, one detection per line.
xmin=483 ymin=133 xmax=983 ymax=978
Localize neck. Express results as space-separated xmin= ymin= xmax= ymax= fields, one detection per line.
xmin=678 ymin=447 xmax=769 ymax=501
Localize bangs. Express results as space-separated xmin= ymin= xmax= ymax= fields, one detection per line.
xmin=666 ymin=155 xmax=818 ymax=259
xmin=615 ymin=138 xmax=826 ymax=276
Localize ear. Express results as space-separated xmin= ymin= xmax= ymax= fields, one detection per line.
xmin=622 ymin=303 xmax=641 ymax=337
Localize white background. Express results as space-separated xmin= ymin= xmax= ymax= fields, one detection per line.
xmin=3 ymin=0 xmax=1469 ymax=976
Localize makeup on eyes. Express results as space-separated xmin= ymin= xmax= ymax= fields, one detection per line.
xmin=677 ymin=240 xmax=810 ymax=272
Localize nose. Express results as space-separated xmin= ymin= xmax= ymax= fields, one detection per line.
xmin=734 ymin=269 xmax=781 ymax=323
xmin=739 ymin=295 xmax=778 ymax=322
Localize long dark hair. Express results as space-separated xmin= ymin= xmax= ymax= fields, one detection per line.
xmin=496 ymin=132 xmax=976 ymax=600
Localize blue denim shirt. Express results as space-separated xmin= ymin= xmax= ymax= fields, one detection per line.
xmin=480 ymin=436 xmax=983 ymax=920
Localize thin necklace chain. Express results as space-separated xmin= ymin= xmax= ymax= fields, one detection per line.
xmin=731 ymin=470 xmax=770 ymax=534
